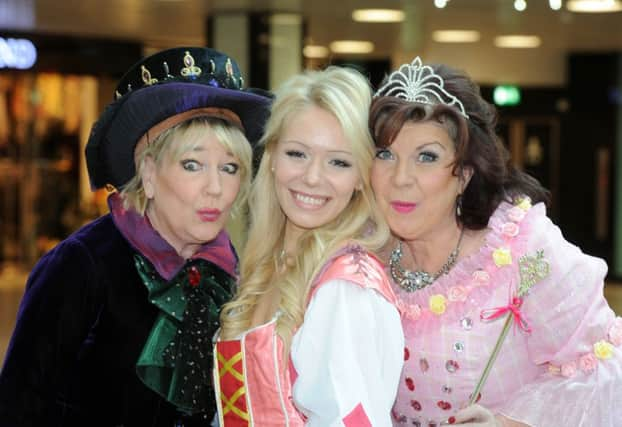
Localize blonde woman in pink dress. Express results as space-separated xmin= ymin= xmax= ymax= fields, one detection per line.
xmin=213 ymin=66 xmax=404 ymax=426
xmin=369 ymin=57 xmax=622 ymax=426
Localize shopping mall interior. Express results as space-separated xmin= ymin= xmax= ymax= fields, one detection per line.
xmin=1 ymin=0 xmax=622 ymax=361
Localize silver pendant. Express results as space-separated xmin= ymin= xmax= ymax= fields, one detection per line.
xmin=389 ymin=234 xmax=463 ymax=293
xmin=390 ymin=244 xmax=436 ymax=292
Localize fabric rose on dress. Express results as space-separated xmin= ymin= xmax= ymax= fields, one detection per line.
xmin=501 ymin=222 xmax=520 ymax=238
xmin=447 ymin=286 xmax=468 ymax=302
xmin=561 ymin=361 xmax=577 ymax=378
xmin=579 ymin=353 xmax=598 ymax=373
xmin=398 ymin=301 xmax=422 ymax=320
xmin=515 ymin=197 xmax=532 ymax=211
xmin=492 ymin=248 xmax=512 ymax=267
xmin=472 ymin=270 xmax=490 ymax=286
xmin=429 ymin=294 xmax=447 ymax=315
xmin=594 ymin=340 xmax=614 ymax=360
xmin=608 ymin=317 xmax=622 ymax=346
xmin=507 ymin=206 xmax=526 ymax=223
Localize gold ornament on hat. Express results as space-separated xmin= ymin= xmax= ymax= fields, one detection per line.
xmin=162 ymin=61 xmax=174 ymax=79
xmin=225 ymin=58 xmax=233 ymax=76
xmin=225 ymin=58 xmax=237 ymax=86
xmin=141 ymin=65 xmax=158 ymax=86
xmin=181 ymin=51 xmax=202 ymax=78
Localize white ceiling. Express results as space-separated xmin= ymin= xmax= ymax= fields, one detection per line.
xmin=1 ymin=0 xmax=622 ymax=85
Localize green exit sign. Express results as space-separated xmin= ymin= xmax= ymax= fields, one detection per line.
xmin=493 ymin=85 xmax=521 ymax=106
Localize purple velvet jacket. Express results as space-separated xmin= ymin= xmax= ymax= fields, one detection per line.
xmin=0 ymin=212 xmax=236 ymax=426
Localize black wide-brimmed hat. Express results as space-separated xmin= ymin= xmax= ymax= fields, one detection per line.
xmin=86 ymin=46 xmax=272 ymax=189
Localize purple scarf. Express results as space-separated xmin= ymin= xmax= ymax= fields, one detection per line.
xmin=108 ymin=192 xmax=238 ymax=280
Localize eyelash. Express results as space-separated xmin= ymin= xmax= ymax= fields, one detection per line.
xmin=418 ymin=151 xmax=439 ymax=162
xmin=180 ymin=159 xmax=240 ymax=175
xmin=285 ymin=150 xmax=351 ymax=168
xmin=285 ymin=150 xmax=305 ymax=159
xmin=330 ymin=159 xmax=352 ymax=168
xmin=181 ymin=159 xmax=201 ymax=171
xmin=375 ymin=149 xmax=393 ymax=160
xmin=374 ymin=149 xmax=439 ymax=163
xmin=221 ymin=163 xmax=239 ymax=175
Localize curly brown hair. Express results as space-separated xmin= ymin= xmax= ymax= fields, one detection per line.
xmin=369 ymin=62 xmax=549 ymax=230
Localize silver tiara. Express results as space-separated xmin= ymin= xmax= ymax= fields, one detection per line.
xmin=375 ymin=57 xmax=469 ymax=119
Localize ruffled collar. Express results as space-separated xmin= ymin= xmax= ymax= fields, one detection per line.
xmin=393 ymin=198 xmax=541 ymax=330
xmin=108 ymin=192 xmax=237 ymax=280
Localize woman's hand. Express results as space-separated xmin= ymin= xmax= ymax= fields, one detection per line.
xmin=449 ymin=404 xmax=502 ymax=426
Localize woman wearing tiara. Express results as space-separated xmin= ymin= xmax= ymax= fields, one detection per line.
xmin=370 ymin=57 xmax=622 ymax=426
xmin=213 ymin=66 xmax=403 ymax=426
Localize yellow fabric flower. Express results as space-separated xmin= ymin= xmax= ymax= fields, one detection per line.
xmin=492 ymin=247 xmax=512 ymax=267
xmin=594 ymin=340 xmax=614 ymax=360
xmin=429 ymin=294 xmax=447 ymax=315
xmin=516 ymin=197 xmax=532 ymax=211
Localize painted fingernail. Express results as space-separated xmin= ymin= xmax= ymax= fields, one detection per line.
xmin=448 ymin=416 xmax=456 ymax=424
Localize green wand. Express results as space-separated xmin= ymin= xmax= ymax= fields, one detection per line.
xmin=469 ymin=250 xmax=549 ymax=405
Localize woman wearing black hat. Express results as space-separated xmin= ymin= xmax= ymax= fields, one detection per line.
xmin=0 ymin=47 xmax=270 ymax=426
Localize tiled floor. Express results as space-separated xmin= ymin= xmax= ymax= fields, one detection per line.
xmin=1 ymin=268 xmax=622 ymax=365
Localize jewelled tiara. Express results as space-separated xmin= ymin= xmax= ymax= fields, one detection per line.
xmin=375 ymin=57 xmax=469 ymax=119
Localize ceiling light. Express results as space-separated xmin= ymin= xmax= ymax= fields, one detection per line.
xmin=566 ymin=0 xmax=622 ymax=12
xmin=494 ymin=35 xmax=541 ymax=48
xmin=432 ymin=30 xmax=480 ymax=43
xmin=549 ymin=0 xmax=563 ymax=9
xmin=329 ymin=40 xmax=374 ymax=54
xmin=434 ymin=0 xmax=449 ymax=8
xmin=514 ymin=0 xmax=527 ymax=11
xmin=352 ymin=9 xmax=404 ymax=23
xmin=303 ymin=45 xmax=329 ymax=58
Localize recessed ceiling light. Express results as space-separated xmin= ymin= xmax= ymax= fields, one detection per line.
xmin=495 ymin=35 xmax=541 ymax=48
xmin=549 ymin=0 xmax=563 ymax=10
xmin=566 ymin=0 xmax=622 ymax=12
xmin=329 ymin=40 xmax=374 ymax=54
xmin=514 ymin=0 xmax=527 ymax=11
xmin=434 ymin=0 xmax=449 ymax=8
xmin=432 ymin=30 xmax=481 ymax=43
xmin=352 ymin=9 xmax=405 ymax=23
xmin=303 ymin=45 xmax=329 ymax=58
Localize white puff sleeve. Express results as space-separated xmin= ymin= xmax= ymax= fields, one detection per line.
xmin=290 ymin=279 xmax=404 ymax=426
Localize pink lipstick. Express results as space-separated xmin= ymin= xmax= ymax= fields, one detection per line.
xmin=197 ymin=208 xmax=221 ymax=222
xmin=390 ymin=201 xmax=416 ymax=214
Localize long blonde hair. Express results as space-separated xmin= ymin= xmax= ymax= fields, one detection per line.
xmin=219 ymin=66 xmax=389 ymax=350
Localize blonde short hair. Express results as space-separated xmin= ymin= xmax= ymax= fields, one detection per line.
xmin=120 ymin=116 xmax=252 ymax=215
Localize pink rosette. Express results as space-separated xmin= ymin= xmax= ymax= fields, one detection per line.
xmin=447 ymin=285 xmax=468 ymax=302
xmin=398 ymin=300 xmax=422 ymax=320
xmin=608 ymin=317 xmax=622 ymax=346
xmin=560 ymin=361 xmax=577 ymax=378
xmin=579 ymin=353 xmax=598 ymax=374
xmin=507 ymin=206 xmax=526 ymax=223
xmin=501 ymin=222 xmax=520 ymax=238
xmin=471 ymin=270 xmax=490 ymax=286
